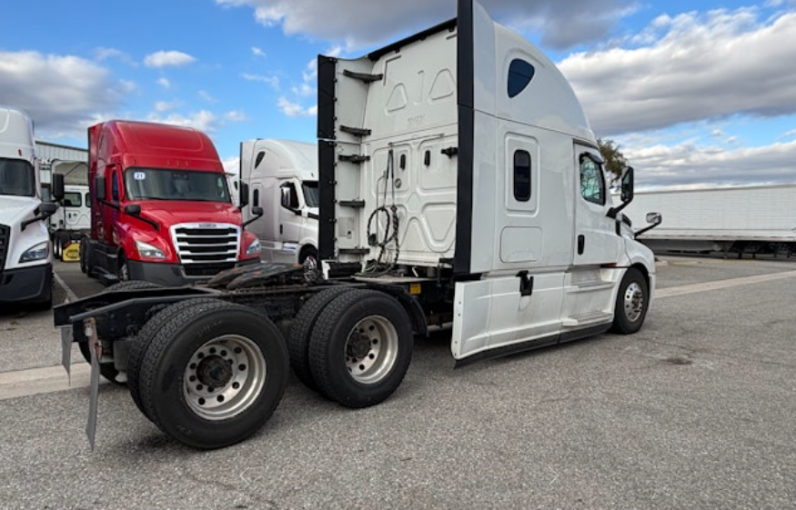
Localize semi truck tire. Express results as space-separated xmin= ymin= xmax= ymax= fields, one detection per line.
xmin=288 ymin=286 xmax=355 ymax=391
xmin=610 ymin=268 xmax=649 ymax=335
xmin=308 ymin=289 xmax=413 ymax=408
xmin=78 ymin=280 xmax=162 ymax=384
xmin=138 ymin=300 xmax=289 ymax=449
xmin=127 ymin=297 xmax=224 ymax=420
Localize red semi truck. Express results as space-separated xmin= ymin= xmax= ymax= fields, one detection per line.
xmin=81 ymin=120 xmax=263 ymax=286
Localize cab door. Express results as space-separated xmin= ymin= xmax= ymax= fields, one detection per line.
xmin=572 ymin=144 xmax=621 ymax=266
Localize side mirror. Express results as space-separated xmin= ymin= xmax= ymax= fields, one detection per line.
xmin=620 ymin=167 xmax=634 ymax=203
xmin=646 ymin=212 xmax=662 ymax=225
xmin=95 ymin=176 xmax=106 ymax=201
xmin=124 ymin=204 xmax=142 ymax=215
xmin=608 ymin=166 xmax=635 ymax=219
xmin=40 ymin=202 xmax=59 ymax=216
xmin=244 ymin=206 xmax=265 ymax=228
xmin=239 ymin=182 xmax=249 ymax=209
xmin=635 ymin=212 xmax=663 ymax=238
xmin=52 ymin=174 xmax=65 ymax=201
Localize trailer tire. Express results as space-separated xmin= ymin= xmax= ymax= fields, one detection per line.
xmin=288 ymin=287 xmax=355 ymax=391
xmin=77 ymin=280 xmax=162 ymax=384
xmin=138 ymin=300 xmax=289 ymax=449
xmin=611 ymin=268 xmax=649 ymax=335
xmin=128 ymin=297 xmax=221 ymax=419
xmin=308 ymin=289 xmax=413 ymax=408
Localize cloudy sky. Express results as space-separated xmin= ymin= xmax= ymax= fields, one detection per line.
xmin=3 ymin=0 xmax=796 ymax=189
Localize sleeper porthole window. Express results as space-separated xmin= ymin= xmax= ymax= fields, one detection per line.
xmin=508 ymin=59 xmax=535 ymax=98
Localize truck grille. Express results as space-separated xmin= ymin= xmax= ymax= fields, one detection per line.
xmin=0 ymin=223 xmax=9 ymax=272
xmin=170 ymin=223 xmax=240 ymax=264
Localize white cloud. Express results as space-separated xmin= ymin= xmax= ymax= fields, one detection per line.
xmin=147 ymin=110 xmax=218 ymax=132
xmin=94 ymin=47 xmax=136 ymax=65
xmin=561 ymin=8 xmax=796 ymax=136
xmin=223 ymin=156 xmax=241 ymax=176
xmin=242 ymin=72 xmax=280 ymax=90
xmin=157 ymin=78 xmax=171 ymax=89
xmin=252 ymin=46 xmax=267 ymax=58
xmin=277 ymin=96 xmax=315 ymax=117
xmin=154 ymin=101 xmax=181 ymax=112
xmin=624 ymin=137 xmax=796 ymax=189
xmin=198 ymin=90 xmax=217 ymax=103
xmin=144 ymin=50 xmax=197 ymax=68
xmin=215 ymin=0 xmax=636 ymax=50
xmin=291 ymin=82 xmax=313 ymax=98
xmin=0 ymin=50 xmax=124 ymax=137
xmin=224 ymin=110 xmax=247 ymax=122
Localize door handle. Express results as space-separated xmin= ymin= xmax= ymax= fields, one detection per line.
xmin=578 ymin=235 xmax=585 ymax=255
xmin=280 ymin=224 xmax=283 ymax=235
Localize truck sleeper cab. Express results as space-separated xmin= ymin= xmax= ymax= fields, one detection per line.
xmin=0 ymin=105 xmax=63 ymax=308
xmin=55 ymin=0 xmax=657 ymax=450
xmin=241 ymin=139 xmax=319 ymax=267
xmin=82 ymin=120 xmax=261 ymax=287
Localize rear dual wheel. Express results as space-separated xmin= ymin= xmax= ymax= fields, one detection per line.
xmin=136 ymin=300 xmax=289 ymax=449
xmin=307 ymin=289 xmax=413 ymax=409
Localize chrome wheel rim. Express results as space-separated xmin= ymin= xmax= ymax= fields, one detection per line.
xmin=183 ymin=335 xmax=266 ymax=420
xmin=624 ymin=282 xmax=645 ymax=323
xmin=302 ymin=255 xmax=319 ymax=284
xmin=344 ymin=315 xmax=399 ymax=384
xmin=119 ymin=261 xmax=129 ymax=281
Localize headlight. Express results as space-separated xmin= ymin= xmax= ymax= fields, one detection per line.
xmin=135 ymin=240 xmax=166 ymax=259
xmin=19 ymin=242 xmax=49 ymax=263
xmin=246 ymin=238 xmax=261 ymax=256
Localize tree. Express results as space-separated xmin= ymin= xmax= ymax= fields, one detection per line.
xmin=597 ymin=138 xmax=627 ymax=183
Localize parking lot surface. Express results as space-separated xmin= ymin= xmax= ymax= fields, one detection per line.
xmin=0 ymin=256 xmax=794 ymax=509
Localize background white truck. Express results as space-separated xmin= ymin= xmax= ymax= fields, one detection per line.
xmin=241 ymin=139 xmax=319 ymax=266
xmin=39 ymin=147 xmax=91 ymax=260
xmin=56 ymin=0 xmax=658 ymax=450
xmin=623 ymin=185 xmax=796 ymax=257
xmin=0 ymin=106 xmax=63 ymax=308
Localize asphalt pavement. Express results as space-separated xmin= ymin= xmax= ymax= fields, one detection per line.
xmin=0 ymin=256 xmax=794 ymax=510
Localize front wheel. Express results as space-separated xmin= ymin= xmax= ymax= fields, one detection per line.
xmin=308 ymin=289 xmax=413 ymax=408
xmin=138 ymin=300 xmax=289 ymax=449
xmin=610 ymin=268 xmax=649 ymax=334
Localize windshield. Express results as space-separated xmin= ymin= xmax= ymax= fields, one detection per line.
xmin=302 ymin=180 xmax=319 ymax=208
xmin=124 ymin=168 xmax=231 ymax=203
xmin=0 ymin=158 xmax=35 ymax=197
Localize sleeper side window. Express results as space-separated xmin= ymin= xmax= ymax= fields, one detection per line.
xmin=513 ymin=150 xmax=531 ymax=202
xmin=579 ymin=154 xmax=605 ymax=205
xmin=507 ymin=59 xmax=535 ymax=98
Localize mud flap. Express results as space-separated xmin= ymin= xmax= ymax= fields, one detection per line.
xmin=60 ymin=327 xmax=72 ymax=385
xmin=84 ymin=318 xmax=100 ymax=450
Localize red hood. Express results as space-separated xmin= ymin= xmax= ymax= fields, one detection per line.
xmin=136 ymin=200 xmax=242 ymax=227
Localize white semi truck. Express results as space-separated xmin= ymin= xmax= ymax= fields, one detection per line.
xmin=240 ymin=139 xmax=319 ymax=267
xmin=624 ymin=185 xmax=796 ymax=257
xmin=55 ymin=0 xmax=659 ymax=450
xmin=0 ymin=106 xmax=64 ymax=308
xmin=40 ymin=157 xmax=91 ymax=260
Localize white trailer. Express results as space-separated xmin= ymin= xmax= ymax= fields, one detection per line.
xmin=624 ymin=185 xmax=796 ymax=257
xmin=56 ymin=0 xmax=658 ymax=450
xmin=0 ymin=106 xmax=63 ymax=308
xmin=240 ymin=139 xmax=319 ymax=266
